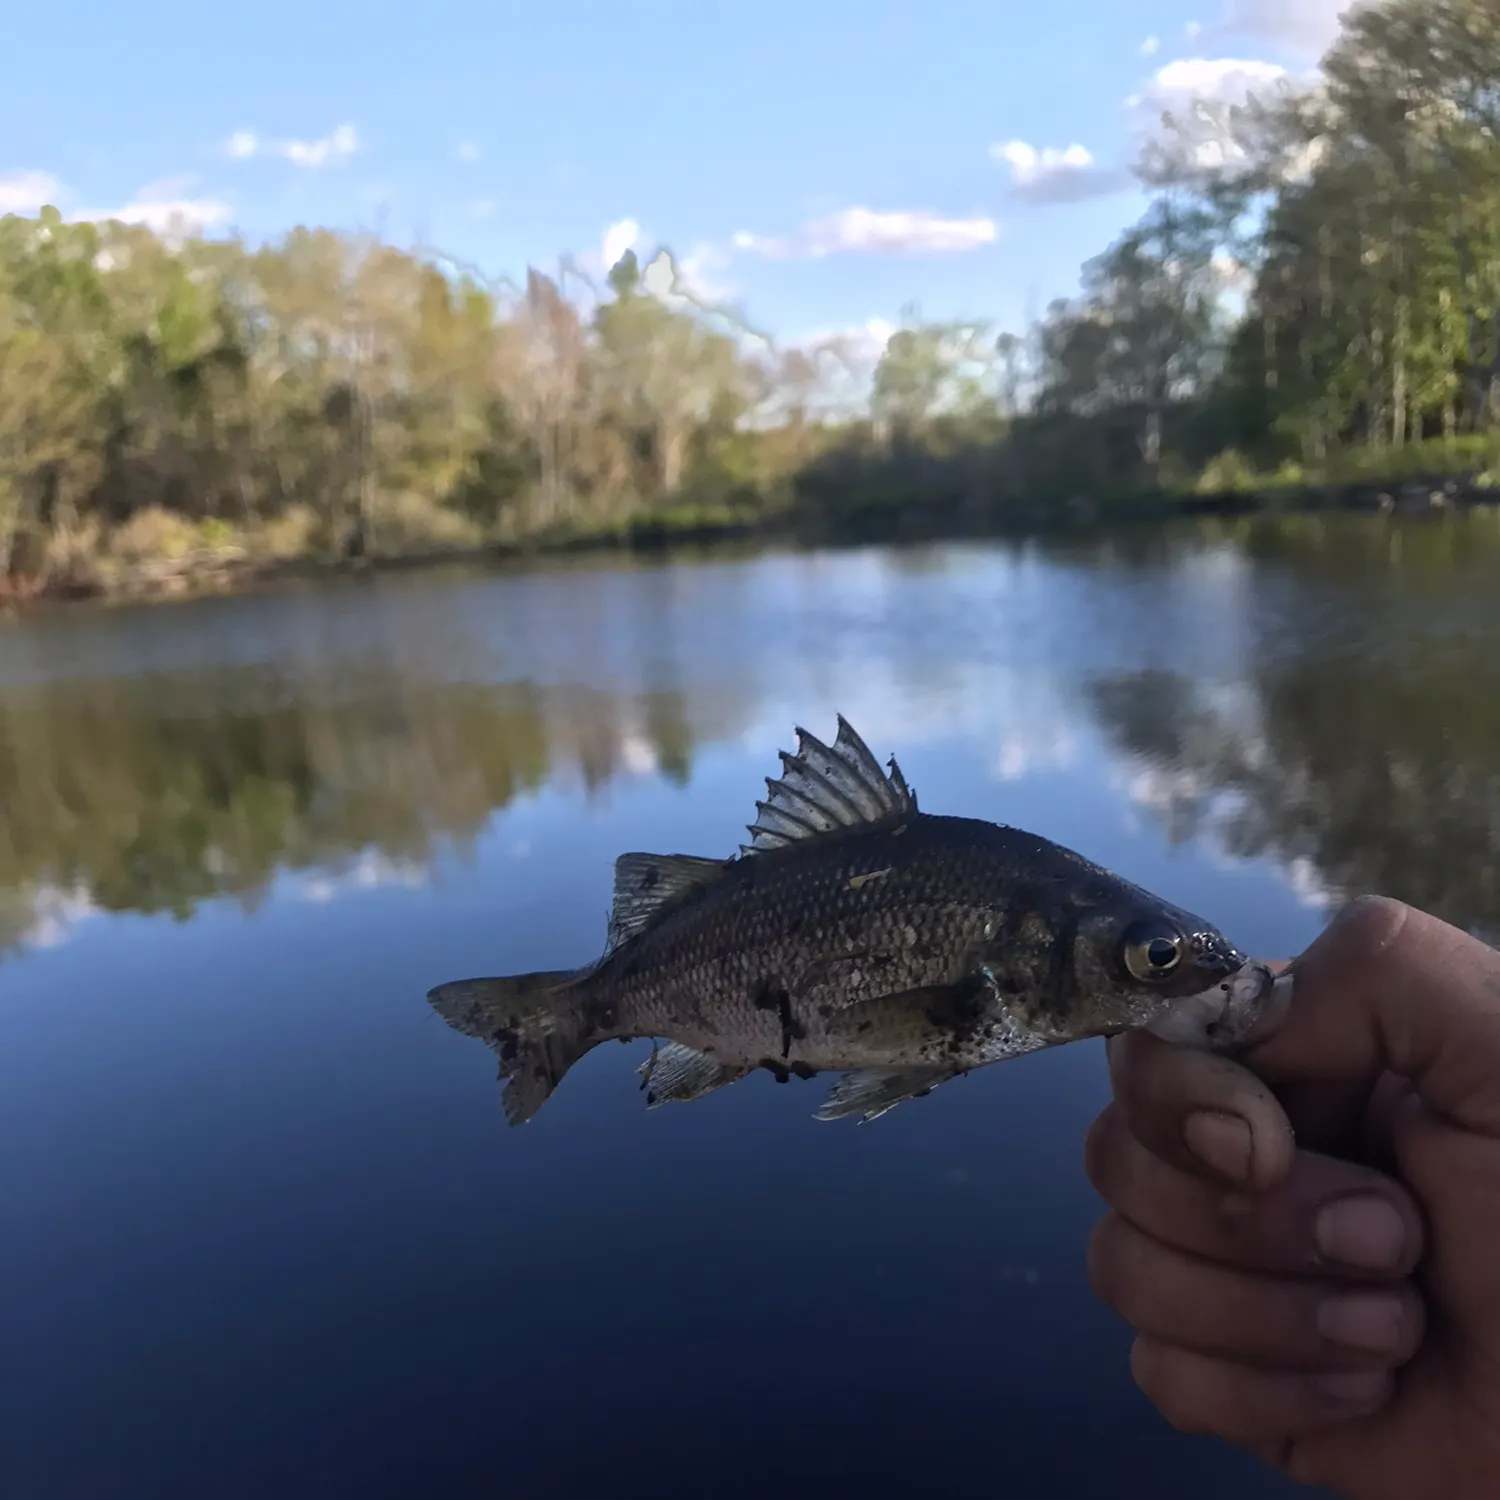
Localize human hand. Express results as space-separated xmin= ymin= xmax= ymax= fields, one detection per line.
xmin=1084 ymin=896 xmax=1500 ymax=1497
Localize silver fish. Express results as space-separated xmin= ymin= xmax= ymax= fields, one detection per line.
xmin=428 ymin=716 xmax=1280 ymax=1124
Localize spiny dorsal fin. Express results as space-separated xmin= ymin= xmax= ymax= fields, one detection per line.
xmin=742 ymin=715 xmax=918 ymax=856
xmin=606 ymin=852 xmax=727 ymax=952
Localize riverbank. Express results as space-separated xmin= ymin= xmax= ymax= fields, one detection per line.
xmin=5 ymin=468 xmax=1500 ymax=614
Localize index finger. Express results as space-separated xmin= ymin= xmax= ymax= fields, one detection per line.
xmin=1248 ymin=897 xmax=1500 ymax=1139
xmin=1106 ymin=1030 xmax=1299 ymax=1191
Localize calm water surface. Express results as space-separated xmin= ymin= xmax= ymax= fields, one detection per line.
xmin=5 ymin=514 xmax=1500 ymax=1499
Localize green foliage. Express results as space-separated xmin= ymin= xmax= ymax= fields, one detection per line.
xmin=1197 ymin=449 xmax=1258 ymax=493
xmin=2 ymin=0 xmax=1499 ymax=599
xmin=1318 ymin=437 xmax=1493 ymax=486
xmin=1017 ymin=0 xmax=1500 ymax=503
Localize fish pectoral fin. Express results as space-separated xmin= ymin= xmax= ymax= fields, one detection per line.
xmin=814 ymin=1066 xmax=957 ymax=1124
xmin=742 ymin=715 xmax=917 ymax=856
xmin=822 ymin=974 xmax=995 ymax=1048
xmin=606 ymin=852 xmax=728 ymax=952
xmin=637 ymin=1042 xmax=749 ymax=1107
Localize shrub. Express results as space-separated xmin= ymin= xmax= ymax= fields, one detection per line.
xmin=367 ymin=492 xmax=482 ymax=555
xmin=108 ymin=506 xmax=203 ymax=563
xmin=254 ymin=505 xmax=323 ymax=560
xmin=1196 ymin=448 xmax=1257 ymax=493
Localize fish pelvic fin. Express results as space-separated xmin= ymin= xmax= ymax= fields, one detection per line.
xmin=743 ymin=715 xmax=917 ymax=856
xmin=427 ymin=968 xmax=600 ymax=1126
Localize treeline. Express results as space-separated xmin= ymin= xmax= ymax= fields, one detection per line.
xmin=2 ymin=0 xmax=1498 ymax=594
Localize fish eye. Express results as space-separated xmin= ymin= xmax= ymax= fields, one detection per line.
xmin=1121 ymin=920 xmax=1185 ymax=982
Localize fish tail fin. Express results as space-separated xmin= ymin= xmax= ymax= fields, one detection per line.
xmin=427 ymin=967 xmax=603 ymax=1126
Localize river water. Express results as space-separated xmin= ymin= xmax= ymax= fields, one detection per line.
xmin=4 ymin=513 xmax=1499 ymax=1499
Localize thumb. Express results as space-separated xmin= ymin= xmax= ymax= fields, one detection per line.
xmin=1248 ymin=896 xmax=1500 ymax=1139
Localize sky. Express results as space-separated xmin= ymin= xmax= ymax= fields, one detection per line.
xmin=2 ymin=0 xmax=1352 ymax=354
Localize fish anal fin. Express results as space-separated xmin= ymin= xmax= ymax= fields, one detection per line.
xmin=814 ymin=1066 xmax=956 ymax=1123
xmin=607 ymin=852 xmax=727 ymax=952
xmin=637 ymin=1042 xmax=748 ymax=1106
xmin=743 ymin=716 xmax=918 ymax=856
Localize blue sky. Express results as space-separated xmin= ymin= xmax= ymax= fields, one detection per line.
xmin=4 ymin=0 xmax=1348 ymax=349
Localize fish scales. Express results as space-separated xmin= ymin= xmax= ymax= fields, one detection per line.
xmin=427 ymin=715 xmax=1286 ymax=1125
xmin=595 ymin=817 xmax=1096 ymax=1069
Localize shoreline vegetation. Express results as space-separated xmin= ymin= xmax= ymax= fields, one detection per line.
xmin=16 ymin=465 xmax=1500 ymax=612
xmin=4 ymin=0 xmax=1499 ymax=610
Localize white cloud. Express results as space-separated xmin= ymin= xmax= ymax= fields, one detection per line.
xmin=471 ymin=197 xmax=497 ymax=219
xmin=732 ymin=206 xmax=998 ymax=259
xmin=676 ymin=242 xmax=734 ymax=302
xmin=578 ymin=218 xmax=742 ymax=311
xmin=1205 ymin=0 xmax=1351 ymax=63
xmin=619 ymin=735 xmax=659 ymax=777
xmin=283 ymin=124 xmax=359 ymax=168
xmin=1150 ymin=56 xmax=1292 ymax=99
xmin=788 ymin=316 xmax=897 ymax=367
xmin=1285 ymin=856 xmax=1336 ymax=911
xmin=992 ymin=719 xmax=1079 ymax=781
xmin=634 ymin=238 xmax=742 ymax=311
xmin=846 ymin=316 xmax=897 ymax=363
xmin=564 ymin=222 xmax=749 ymax=331
xmin=1140 ymin=35 xmax=1161 ymax=57
xmin=0 ymin=170 xmax=62 ymax=214
xmin=294 ymin=850 xmax=428 ymax=904
xmin=1211 ymin=250 xmax=1254 ymax=294
xmin=93 ymin=199 xmax=232 ymax=235
xmin=455 ymin=140 xmax=482 ymax=164
xmin=1129 ymin=56 xmax=1306 ymax=173
xmin=76 ymin=176 xmax=232 ymax=239
xmin=637 ymin=248 xmax=680 ymax=301
xmin=223 ymin=123 xmax=360 ymax=169
xmin=601 ymin=216 xmax=640 ymax=271
xmin=990 ymin=140 xmax=1132 ymax=205
xmin=134 ymin=174 xmax=198 ymax=203
xmin=18 ymin=883 xmax=99 ymax=951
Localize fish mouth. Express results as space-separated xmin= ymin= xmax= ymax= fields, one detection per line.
xmin=1188 ymin=931 xmax=1249 ymax=978
xmin=1144 ymin=958 xmax=1293 ymax=1052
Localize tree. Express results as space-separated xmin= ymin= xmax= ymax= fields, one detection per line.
xmin=1037 ymin=199 xmax=1225 ymax=479
xmin=592 ymin=248 xmax=749 ymax=500
xmin=871 ymin=304 xmax=1000 ymax=441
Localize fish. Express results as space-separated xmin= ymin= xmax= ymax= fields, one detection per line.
xmin=427 ymin=715 xmax=1283 ymax=1126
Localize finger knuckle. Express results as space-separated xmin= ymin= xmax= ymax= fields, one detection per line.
xmin=1129 ymin=1340 xmax=1205 ymax=1434
xmin=1391 ymin=1285 xmax=1428 ymax=1364
xmin=1085 ymin=1214 xmax=1126 ymax=1309
xmin=1082 ymin=1104 xmax=1118 ymax=1196
xmin=1331 ymin=894 xmax=1410 ymax=956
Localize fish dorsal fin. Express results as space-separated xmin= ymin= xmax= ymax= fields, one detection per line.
xmin=607 ymin=852 xmax=727 ymax=952
xmin=742 ymin=715 xmax=918 ymax=856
